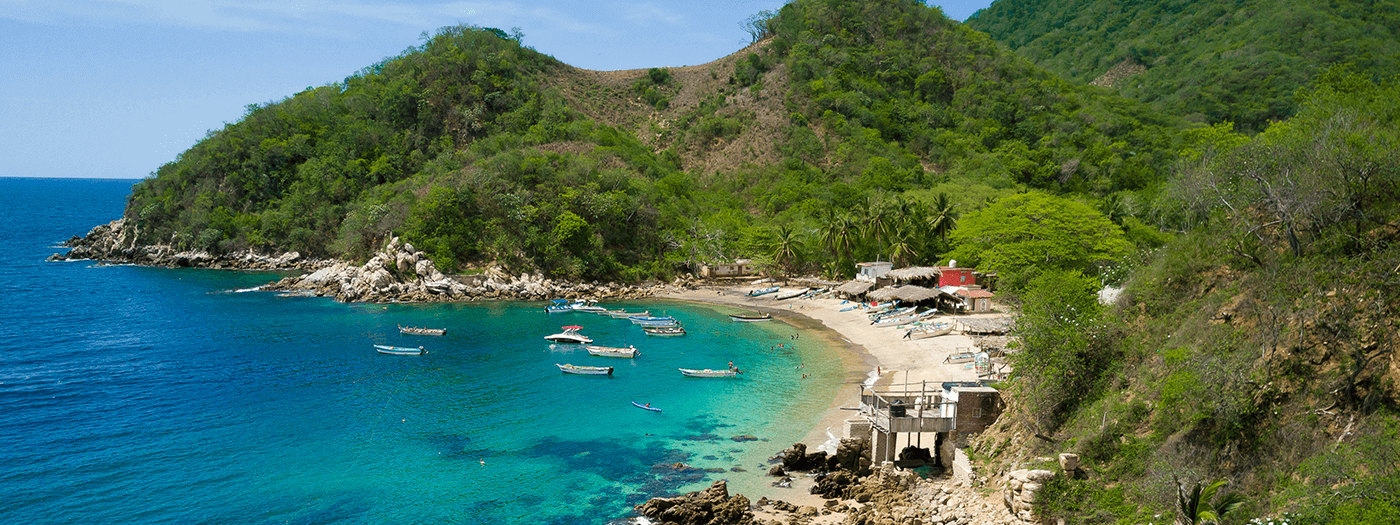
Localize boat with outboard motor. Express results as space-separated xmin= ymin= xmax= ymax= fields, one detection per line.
xmin=544 ymin=326 xmax=593 ymax=344
xmin=557 ymin=363 xmax=613 ymax=375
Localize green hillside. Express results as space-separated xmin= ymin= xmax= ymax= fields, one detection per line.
xmin=122 ymin=0 xmax=1184 ymax=282
xmin=965 ymin=0 xmax=1400 ymax=131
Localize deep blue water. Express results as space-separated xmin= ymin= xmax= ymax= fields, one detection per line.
xmin=0 ymin=178 xmax=846 ymax=524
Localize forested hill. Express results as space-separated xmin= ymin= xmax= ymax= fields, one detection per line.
xmin=965 ymin=0 xmax=1400 ymax=132
xmin=122 ymin=0 xmax=1184 ymax=282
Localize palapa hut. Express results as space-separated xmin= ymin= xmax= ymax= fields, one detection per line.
xmin=867 ymin=284 xmax=957 ymax=309
xmin=885 ymin=266 xmax=942 ymax=287
xmin=835 ymin=281 xmax=875 ymax=300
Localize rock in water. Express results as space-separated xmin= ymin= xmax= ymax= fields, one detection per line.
xmin=633 ymin=480 xmax=757 ymax=525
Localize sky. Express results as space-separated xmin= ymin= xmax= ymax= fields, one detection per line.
xmin=1 ymin=0 xmax=995 ymax=179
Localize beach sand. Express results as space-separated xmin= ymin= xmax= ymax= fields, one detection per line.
xmin=664 ymin=284 xmax=1012 ymax=505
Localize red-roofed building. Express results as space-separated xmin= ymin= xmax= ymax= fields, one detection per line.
xmin=954 ymin=288 xmax=995 ymax=312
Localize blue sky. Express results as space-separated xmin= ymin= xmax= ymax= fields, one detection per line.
xmin=1 ymin=0 xmax=995 ymax=179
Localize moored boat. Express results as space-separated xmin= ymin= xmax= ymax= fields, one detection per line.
xmin=398 ymin=325 xmax=446 ymax=336
xmin=728 ymin=312 xmax=772 ymax=322
xmin=632 ymin=401 xmax=662 ymax=412
xmin=557 ymin=363 xmax=613 ymax=375
xmin=585 ymin=345 xmax=639 ymax=358
xmin=642 ymin=326 xmax=687 ymax=337
xmin=629 ymin=316 xmax=679 ymax=327
xmin=679 ymin=368 xmax=738 ymax=378
xmin=374 ymin=344 xmax=424 ymax=355
xmin=607 ymin=309 xmax=649 ymax=318
xmin=544 ymin=326 xmax=593 ymax=344
xmin=545 ymin=299 xmax=581 ymax=313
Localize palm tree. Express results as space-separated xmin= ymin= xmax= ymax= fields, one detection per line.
xmin=862 ymin=199 xmax=894 ymax=262
xmin=887 ymin=224 xmax=919 ymax=267
xmin=769 ymin=224 xmax=801 ymax=282
xmin=927 ymin=192 xmax=959 ymax=243
xmin=1173 ymin=477 xmax=1246 ymax=525
xmin=821 ymin=214 xmax=859 ymax=265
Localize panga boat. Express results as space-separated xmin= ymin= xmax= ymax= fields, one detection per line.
xmin=905 ymin=323 xmax=954 ymax=340
xmin=944 ymin=351 xmax=978 ymax=364
xmin=544 ymin=326 xmax=593 ymax=344
xmin=375 ymin=344 xmax=424 ymax=355
xmin=679 ymin=368 xmax=738 ymax=378
xmin=642 ymin=326 xmax=687 ymax=337
xmin=398 ymin=325 xmax=446 ymax=336
xmin=747 ymin=286 xmax=779 ymax=297
xmin=870 ymin=306 xmax=915 ymax=320
xmin=607 ymin=309 xmax=649 ymax=318
xmin=728 ymin=313 xmax=772 ymax=322
xmin=586 ymin=345 xmax=639 ymax=358
xmin=632 ymin=401 xmax=662 ymax=412
xmin=774 ymin=288 xmax=811 ymax=300
xmin=557 ymin=363 xmax=613 ymax=375
xmin=629 ymin=316 xmax=679 ymax=327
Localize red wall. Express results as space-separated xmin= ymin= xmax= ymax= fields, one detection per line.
xmin=939 ymin=267 xmax=976 ymax=287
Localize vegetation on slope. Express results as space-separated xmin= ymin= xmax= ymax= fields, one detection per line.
xmin=118 ymin=0 xmax=1186 ymax=282
xmin=965 ymin=0 xmax=1400 ymax=132
xmin=974 ymin=67 xmax=1400 ymax=524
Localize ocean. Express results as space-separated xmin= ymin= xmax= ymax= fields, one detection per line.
xmin=0 ymin=177 xmax=847 ymax=524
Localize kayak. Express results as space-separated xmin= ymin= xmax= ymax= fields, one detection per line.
xmin=632 ymin=401 xmax=662 ymax=412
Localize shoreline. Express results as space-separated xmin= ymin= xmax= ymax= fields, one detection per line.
xmin=662 ymin=285 xmax=1011 ymax=505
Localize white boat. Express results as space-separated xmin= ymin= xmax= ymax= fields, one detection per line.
xmin=586 ymin=345 xmax=639 ymax=358
xmin=607 ymin=309 xmax=649 ymax=318
xmin=574 ymin=301 xmax=606 ymax=313
xmin=747 ymin=286 xmax=779 ymax=297
xmin=375 ymin=344 xmax=424 ymax=355
xmin=728 ymin=313 xmax=772 ymax=322
xmin=557 ymin=363 xmax=613 ymax=375
xmin=944 ymin=351 xmax=978 ymax=364
xmin=642 ymin=326 xmax=687 ymax=337
xmin=870 ymin=306 xmax=915 ymax=320
xmin=629 ymin=316 xmax=678 ymax=327
xmin=774 ymin=288 xmax=811 ymax=300
xmin=544 ymin=326 xmax=593 ymax=344
xmin=905 ymin=323 xmax=954 ymax=340
xmin=545 ymin=299 xmax=581 ymax=313
xmin=874 ymin=310 xmax=936 ymax=327
xmin=398 ymin=325 xmax=446 ymax=336
xmin=679 ymin=368 xmax=738 ymax=378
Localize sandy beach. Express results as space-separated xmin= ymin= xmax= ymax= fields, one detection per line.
xmin=663 ymin=283 xmax=1012 ymax=504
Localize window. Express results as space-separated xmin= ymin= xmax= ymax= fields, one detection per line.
xmin=972 ymin=407 xmax=983 ymax=418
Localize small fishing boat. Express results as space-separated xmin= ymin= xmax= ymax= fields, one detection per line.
xmin=632 ymin=401 xmax=662 ymax=412
xmin=545 ymin=299 xmax=581 ymax=313
xmin=557 ymin=363 xmax=613 ymax=375
xmin=774 ymin=288 xmax=811 ymax=300
xmin=944 ymin=350 xmax=978 ymax=364
xmin=870 ymin=306 xmax=915 ymax=320
xmin=630 ymin=316 xmax=679 ymax=327
xmin=586 ymin=345 xmax=639 ymax=358
xmin=398 ymin=325 xmax=446 ymax=336
xmin=747 ymin=286 xmax=779 ymax=297
xmin=375 ymin=344 xmax=424 ymax=355
xmin=905 ymin=323 xmax=954 ymax=340
xmin=728 ymin=313 xmax=772 ymax=322
xmin=607 ymin=309 xmax=649 ymax=319
xmin=642 ymin=326 xmax=687 ymax=337
xmin=544 ymin=326 xmax=593 ymax=344
xmin=679 ymin=368 xmax=738 ymax=378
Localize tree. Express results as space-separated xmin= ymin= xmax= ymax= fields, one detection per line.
xmin=1173 ymin=477 xmax=1245 ymax=525
xmin=821 ymin=213 xmax=860 ymax=273
xmin=926 ymin=191 xmax=959 ymax=243
xmin=948 ymin=192 xmax=1130 ymax=276
xmin=741 ymin=9 xmax=778 ymax=43
xmin=769 ymin=224 xmax=802 ymax=281
xmin=1011 ymin=269 xmax=1108 ymax=430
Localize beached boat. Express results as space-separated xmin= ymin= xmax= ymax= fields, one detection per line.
xmin=642 ymin=326 xmax=687 ymax=337
xmin=374 ymin=344 xmax=424 ymax=355
xmin=398 ymin=325 xmax=446 ymax=336
xmin=873 ymin=310 xmax=937 ymax=327
xmin=944 ymin=351 xmax=978 ymax=364
xmin=904 ymin=323 xmax=954 ymax=340
xmin=774 ymin=288 xmax=811 ymax=300
xmin=632 ymin=401 xmax=662 ymax=412
xmin=728 ymin=313 xmax=772 ymax=322
xmin=586 ymin=345 xmax=639 ymax=358
xmin=869 ymin=306 xmax=915 ymax=320
xmin=679 ymin=368 xmax=738 ymax=378
xmin=544 ymin=326 xmax=593 ymax=344
xmin=607 ymin=309 xmax=649 ymax=318
xmin=747 ymin=286 xmax=779 ymax=297
xmin=556 ymin=363 xmax=613 ymax=375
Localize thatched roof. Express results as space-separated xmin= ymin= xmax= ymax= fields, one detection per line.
xmin=868 ymin=285 xmax=942 ymax=302
xmin=886 ymin=266 xmax=942 ymax=282
xmin=835 ymin=281 xmax=875 ymax=295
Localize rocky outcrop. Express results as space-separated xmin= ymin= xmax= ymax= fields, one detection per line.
xmin=634 ymin=480 xmax=757 ymax=525
xmin=49 ymin=220 xmax=695 ymax=303
xmin=48 ymin=219 xmax=325 ymax=271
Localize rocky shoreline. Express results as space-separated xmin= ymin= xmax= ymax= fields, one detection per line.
xmin=49 ymin=219 xmax=686 ymax=303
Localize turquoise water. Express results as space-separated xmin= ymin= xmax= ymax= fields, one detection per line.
xmin=0 ymin=178 xmax=845 ymax=524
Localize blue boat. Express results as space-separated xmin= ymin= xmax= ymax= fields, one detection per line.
xmin=747 ymin=286 xmax=779 ymax=297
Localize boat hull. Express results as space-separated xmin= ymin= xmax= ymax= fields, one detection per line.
xmin=679 ymin=368 xmax=737 ymax=378
xmin=632 ymin=401 xmax=662 ymax=412
xmin=374 ymin=344 xmax=423 ymax=355
xmin=586 ymin=345 xmax=638 ymax=358
xmin=642 ymin=327 xmax=686 ymax=337
xmin=728 ymin=314 xmax=772 ymax=322
xmin=557 ymin=364 xmax=613 ymax=375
